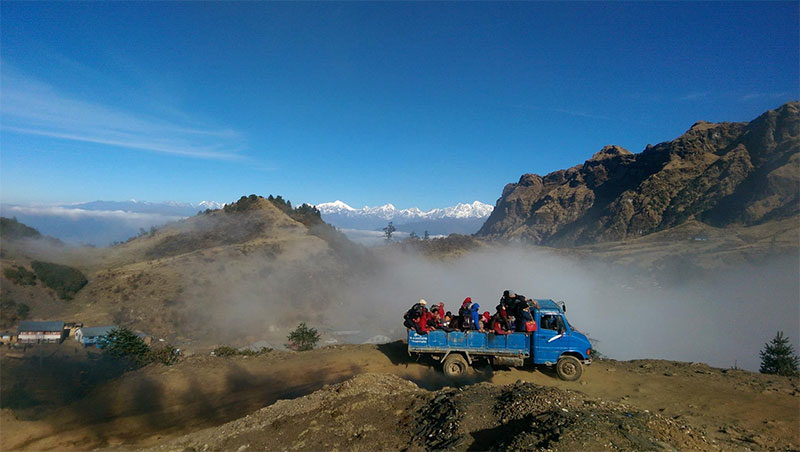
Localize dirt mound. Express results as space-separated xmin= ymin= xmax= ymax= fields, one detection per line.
xmin=149 ymin=373 xmax=716 ymax=452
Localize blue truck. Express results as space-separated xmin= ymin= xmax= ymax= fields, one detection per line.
xmin=407 ymin=299 xmax=592 ymax=381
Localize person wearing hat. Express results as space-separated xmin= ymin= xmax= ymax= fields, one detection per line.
xmin=458 ymin=297 xmax=473 ymax=330
xmin=403 ymin=299 xmax=430 ymax=335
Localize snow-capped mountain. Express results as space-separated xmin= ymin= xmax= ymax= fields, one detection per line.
xmin=317 ymin=200 xmax=492 ymax=220
xmin=316 ymin=200 xmax=494 ymax=235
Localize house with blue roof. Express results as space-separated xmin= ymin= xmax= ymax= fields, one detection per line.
xmin=75 ymin=325 xmax=117 ymax=347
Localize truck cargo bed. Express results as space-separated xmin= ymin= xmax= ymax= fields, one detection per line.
xmin=408 ymin=330 xmax=530 ymax=357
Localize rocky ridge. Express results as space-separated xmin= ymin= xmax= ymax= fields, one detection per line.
xmin=478 ymin=102 xmax=799 ymax=246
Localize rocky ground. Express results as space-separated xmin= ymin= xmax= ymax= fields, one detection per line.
xmin=144 ymin=373 xmax=719 ymax=452
xmin=2 ymin=342 xmax=798 ymax=451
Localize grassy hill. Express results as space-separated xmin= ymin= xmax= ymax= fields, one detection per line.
xmin=0 ymin=195 xmax=376 ymax=345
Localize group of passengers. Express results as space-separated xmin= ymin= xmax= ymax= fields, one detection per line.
xmin=403 ymin=290 xmax=540 ymax=336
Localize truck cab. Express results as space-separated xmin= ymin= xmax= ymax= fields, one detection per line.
xmin=530 ymin=299 xmax=592 ymax=380
xmin=407 ymin=298 xmax=592 ymax=381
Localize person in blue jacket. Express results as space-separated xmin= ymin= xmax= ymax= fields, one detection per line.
xmin=470 ymin=303 xmax=481 ymax=330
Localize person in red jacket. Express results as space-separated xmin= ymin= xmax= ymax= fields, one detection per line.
xmin=481 ymin=311 xmax=491 ymax=332
xmin=414 ymin=300 xmax=431 ymax=334
xmin=491 ymin=314 xmax=510 ymax=335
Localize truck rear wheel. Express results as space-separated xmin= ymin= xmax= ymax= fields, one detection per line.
xmin=443 ymin=353 xmax=468 ymax=378
xmin=556 ymin=355 xmax=582 ymax=381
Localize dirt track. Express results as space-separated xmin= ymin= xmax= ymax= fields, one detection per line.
xmin=1 ymin=342 xmax=798 ymax=451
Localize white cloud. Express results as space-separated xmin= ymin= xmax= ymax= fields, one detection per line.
xmin=0 ymin=66 xmax=246 ymax=160
xmin=4 ymin=205 xmax=185 ymax=222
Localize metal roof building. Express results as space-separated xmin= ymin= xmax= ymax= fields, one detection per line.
xmin=17 ymin=321 xmax=65 ymax=343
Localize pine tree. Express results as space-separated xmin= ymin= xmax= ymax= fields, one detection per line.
xmin=383 ymin=221 xmax=396 ymax=241
xmin=759 ymin=331 xmax=799 ymax=377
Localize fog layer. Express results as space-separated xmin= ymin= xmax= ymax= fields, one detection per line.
xmin=326 ymin=247 xmax=799 ymax=372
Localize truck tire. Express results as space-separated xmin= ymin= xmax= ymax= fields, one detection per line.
xmin=443 ymin=353 xmax=469 ymax=378
xmin=556 ymin=355 xmax=582 ymax=381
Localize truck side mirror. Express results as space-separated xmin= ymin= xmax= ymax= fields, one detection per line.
xmin=559 ymin=301 xmax=567 ymax=312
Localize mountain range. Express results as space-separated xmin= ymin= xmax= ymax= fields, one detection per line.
xmin=0 ymin=199 xmax=493 ymax=246
xmin=478 ymin=101 xmax=799 ymax=246
xmin=316 ymin=200 xmax=493 ymax=235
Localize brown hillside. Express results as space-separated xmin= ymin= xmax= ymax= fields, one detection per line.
xmin=0 ymin=196 xmax=375 ymax=344
xmin=2 ymin=343 xmax=797 ymax=451
xmin=478 ymin=102 xmax=800 ymax=246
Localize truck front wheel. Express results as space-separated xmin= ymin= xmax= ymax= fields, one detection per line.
xmin=443 ymin=354 xmax=469 ymax=378
xmin=556 ymin=356 xmax=583 ymax=381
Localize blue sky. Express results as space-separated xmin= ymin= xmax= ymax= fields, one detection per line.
xmin=1 ymin=2 xmax=797 ymax=210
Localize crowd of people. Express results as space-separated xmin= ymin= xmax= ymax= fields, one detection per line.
xmin=403 ymin=290 xmax=540 ymax=336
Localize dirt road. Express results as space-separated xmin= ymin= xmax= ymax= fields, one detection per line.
xmin=1 ymin=343 xmax=797 ymax=451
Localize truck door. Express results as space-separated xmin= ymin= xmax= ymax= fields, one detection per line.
xmin=534 ymin=313 xmax=567 ymax=364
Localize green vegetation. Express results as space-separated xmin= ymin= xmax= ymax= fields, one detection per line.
xmin=286 ymin=322 xmax=320 ymax=351
xmin=759 ymin=331 xmax=799 ymax=377
xmin=213 ymin=345 xmax=272 ymax=357
xmin=101 ymin=327 xmax=179 ymax=368
xmin=0 ymin=217 xmax=42 ymax=240
xmin=30 ymin=261 xmax=88 ymax=300
xmin=3 ymin=265 xmax=37 ymax=286
xmin=0 ymin=298 xmax=30 ymax=328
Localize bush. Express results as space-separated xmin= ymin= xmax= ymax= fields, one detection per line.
xmin=31 ymin=261 xmax=88 ymax=300
xmin=213 ymin=345 xmax=240 ymax=357
xmin=149 ymin=344 xmax=180 ymax=365
xmin=212 ymin=345 xmax=272 ymax=357
xmin=286 ymin=322 xmax=320 ymax=351
xmin=3 ymin=265 xmax=37 ymax=286
xmin=760 ymin=331 xmax=799 ymax=377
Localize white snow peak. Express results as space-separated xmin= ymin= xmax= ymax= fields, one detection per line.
xmin=315 ymin=200 xmax=493 ymax=220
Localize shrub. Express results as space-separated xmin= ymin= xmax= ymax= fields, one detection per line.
xmin=760 ymin=331 xmax=799 ymax=377
xmin=213 ymin=345 xmax=272 ymax=357
xmin=213 ymin=345 xmax=240 ymax=357
xmin=3 ymin=265 xmax=37 ymax=286
xmin=149 ymin=344 xmax=180 ymax=365
xmin=286 ymin=322 xmax=320 ymax=351
xmin=30 ymin=261 xmax=88 ymax=300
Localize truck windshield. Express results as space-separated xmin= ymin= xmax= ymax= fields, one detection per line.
xmin=540 ymin=314 xmax=566 ymax=333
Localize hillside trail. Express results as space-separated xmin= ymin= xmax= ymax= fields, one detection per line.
xmin=1 ymin=342 xmax=797 ymax=451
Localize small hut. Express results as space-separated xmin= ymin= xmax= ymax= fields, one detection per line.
xmin=75 ymin=325 xmax=117 ymax=347
xmin=0 ymin=331 xmax=17 ymax=344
